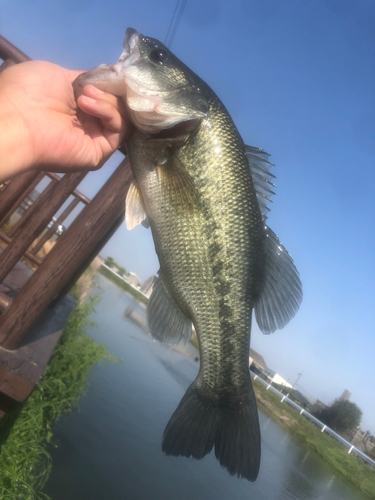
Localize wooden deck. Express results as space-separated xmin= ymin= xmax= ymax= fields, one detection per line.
xmin=0 ymin=251 xmax=75 ymax=417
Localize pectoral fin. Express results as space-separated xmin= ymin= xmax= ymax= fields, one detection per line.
xmin=156 ymin=152 xmax=200 ymax=212
xmin=125 ymin=180 xmax=148 ymax=230
xmin=147 ymin=277 xmax=192 ymax=344
xmin=255 ymin=226 xmax=302 ymax=334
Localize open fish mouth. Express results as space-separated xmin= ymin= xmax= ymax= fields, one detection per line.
xmin=118 ymin=28 xmax=141 ymax=65
xmin=72 ymin=28 xmax=142 ymax=98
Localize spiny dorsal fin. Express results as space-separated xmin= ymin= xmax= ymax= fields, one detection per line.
xmin=255 ymin=226 xmax=302 ymax=334
xmin=125 ymin=180 xmax=149 ymax=230
xmin=147 ymin=276 xmax=192 ymax=344
xmin=245 ymin=145 xmax=276 ymax=222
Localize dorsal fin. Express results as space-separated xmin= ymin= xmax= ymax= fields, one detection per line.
xmin=245 ymin=145 xmax=276 ymax=222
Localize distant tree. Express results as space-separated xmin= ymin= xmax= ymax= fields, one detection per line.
xmin=117 ymin=266 xmax=126 ymax=277
xmin=104 ymin=256 xmax=115 ymax=267
xmin=313 ymin=399 xmax=362 ymax=434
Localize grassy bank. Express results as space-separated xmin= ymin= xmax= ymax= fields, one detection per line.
xmin=0 ymin=298 xmax=115 ymax=500
xmin=99 ymin=265 xmax=148 ymax=305
xmin=253 ymin=378 xmax=375 ymax=499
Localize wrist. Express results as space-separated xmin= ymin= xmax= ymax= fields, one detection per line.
xmin=0 ymin=92 xmax=35 ymax=182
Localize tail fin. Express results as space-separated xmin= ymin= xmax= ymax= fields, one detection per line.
xmin=162 ymin=379 xmax=261 ymax=481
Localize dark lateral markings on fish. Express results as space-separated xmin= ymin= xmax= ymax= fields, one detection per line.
xmin=73 ymin=28 xmax=302 ymax=482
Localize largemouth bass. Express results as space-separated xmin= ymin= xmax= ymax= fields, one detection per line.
xmin=74 ymin=28 xmax=302 ymax=481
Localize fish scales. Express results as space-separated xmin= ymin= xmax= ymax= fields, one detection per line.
xmin=131 ymin=97 xmax=264 ymax=383
xmin=73 ymin=28 xmax=302 ymax=481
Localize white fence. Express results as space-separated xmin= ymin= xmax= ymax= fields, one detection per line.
xmin=251 ymin=370 xmax=375 ymax=469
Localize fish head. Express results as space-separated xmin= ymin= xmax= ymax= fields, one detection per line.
xmin=73 ymin=28 xmax=209 ymax=133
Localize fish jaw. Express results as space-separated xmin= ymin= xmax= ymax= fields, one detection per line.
xmin=73 ymin=63 xmax=128 ymax=98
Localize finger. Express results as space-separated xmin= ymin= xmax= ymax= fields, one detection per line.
xmin=77 ymin=95 xmax=124 ymax=133
xmin=77 ymin=99 xmax=128 ymax=163
xmin=82 ymin=85 xmax=126 ymax=115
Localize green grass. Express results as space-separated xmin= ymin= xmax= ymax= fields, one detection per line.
xmin=253 ymin=378 xmax=375 ymax=499
xmin=0 ymin=297 xmax=116 ymax=500
xmin=99 ymin=265 xmax=149 ymax=305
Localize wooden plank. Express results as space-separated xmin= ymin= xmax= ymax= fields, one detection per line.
xmin=0 ymin=364 xmax=34 ymax=402
xmin=0 ymin=159 xmax=132 ymax=349
xmin=0 ymin=248 xmax=34 ymax=295
xmin=46 ymin=173 xmax=90 ymax=204
xmin=0 ymin=294 xmax=76 ymax=403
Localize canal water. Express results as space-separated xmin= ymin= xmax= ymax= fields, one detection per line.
xmin=43 ymin=275 xmax=365 ymax=500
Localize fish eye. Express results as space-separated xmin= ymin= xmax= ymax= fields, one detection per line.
xmin=149 ymin=48 xmax=169 ymax=65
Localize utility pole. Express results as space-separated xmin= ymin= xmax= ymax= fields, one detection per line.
xmin=292 ymin=372 xmax=303 ymax=390
xmin=281 ymin=372 xmax=303 ymax=403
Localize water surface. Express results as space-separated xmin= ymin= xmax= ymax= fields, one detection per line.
xmin=44 ymin=275 xmax=365 ymax=500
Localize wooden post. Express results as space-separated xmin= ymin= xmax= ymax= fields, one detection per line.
xmin=0 ymin=34 xmax=31 ymax=63
xmin=31 ymin=197 xmax=80 ymax=255
xmin=0 ymin=171 xmax=40 ymax=220
xmin=7 ymin=177 xmax=57 ymax=237
xmin=0 ymin=171 xmax=86 ymax=284
xmin=0 ymin=159 xmax=132 ymax=350
xmin=0 ymin=231 xmax=42 ymax=266
xmin=50 ymin=209 xmax=125 ymax=307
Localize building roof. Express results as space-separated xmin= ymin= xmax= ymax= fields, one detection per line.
xmin=249 ymin=348 xmax=267 ymax=370
xmin=295 ymin=391 xmax=313 ymax=407
xmin=141 ymin=275 xmax=157 ymax=297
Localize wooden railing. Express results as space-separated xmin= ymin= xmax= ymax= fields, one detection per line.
xmin=0 ymin=35 xmax=132 ymax=350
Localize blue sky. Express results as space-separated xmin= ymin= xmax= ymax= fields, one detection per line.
xmin=1 ymin=0 xmax=374 ymax=433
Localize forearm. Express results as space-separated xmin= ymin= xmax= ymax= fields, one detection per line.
xmin=0 ymin=98 xmax=33 ymax=183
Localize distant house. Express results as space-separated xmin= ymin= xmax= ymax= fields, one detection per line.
xmin=125 ymin=272 xmax=141 ymax=288
xmin=249 ymin=349 xmax=293 ymax=389
xmin=339 ymin=389 xmax=351 ymax=402
xmin=310 ymin=399 xmax=328 ymax=414
xmin=349 ymin=429 xmax=374 ymax=454
xmin=141 ymin=275 xmax=157 ymax=297
xmin=249 ymin=348 xmax=267 ymax=372
xmin=294 ymin=391 xmax=313 ymax=407
xmin=269 ymin=372 xmax=293 ymax=389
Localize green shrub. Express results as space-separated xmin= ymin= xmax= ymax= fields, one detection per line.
xmin=0 ymin=298 xmax=115 ymax=500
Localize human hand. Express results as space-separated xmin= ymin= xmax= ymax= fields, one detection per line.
xmin=0 ymin=60 xmax=131 ymax=182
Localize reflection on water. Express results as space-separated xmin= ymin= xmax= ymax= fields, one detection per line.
xmin=124 ymin=302 xmax=148 ymax=332
xmin=43 ymin=275 xmax=366 ymax=500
